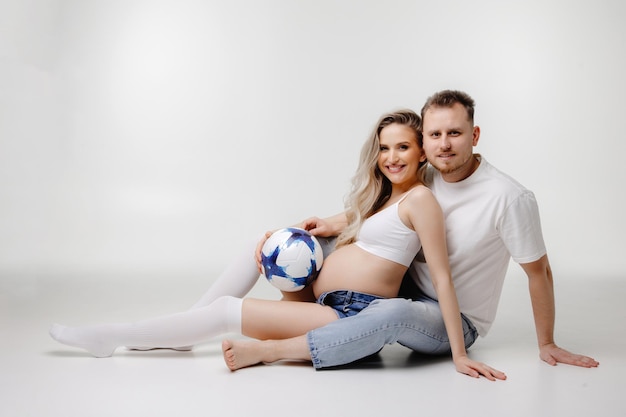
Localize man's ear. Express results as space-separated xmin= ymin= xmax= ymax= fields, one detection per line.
xmin=472 ymin=126 xmax=481 ymax=146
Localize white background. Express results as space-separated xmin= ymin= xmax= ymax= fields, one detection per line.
xmin=1 ymin=0 xmax=625 ymax=279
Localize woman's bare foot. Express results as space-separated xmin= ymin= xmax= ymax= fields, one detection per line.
xmin=222 ymin=339 xmax=273 ymax=371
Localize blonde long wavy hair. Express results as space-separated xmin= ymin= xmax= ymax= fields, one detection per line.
xmin=335 ymin=110 xmax=425 ymax=248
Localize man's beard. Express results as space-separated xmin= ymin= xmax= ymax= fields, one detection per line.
xmin=432 ymin=155 xmax=471 ymax=174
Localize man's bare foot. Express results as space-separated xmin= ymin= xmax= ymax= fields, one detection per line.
xmin=222 ymin=339 xmax=273 ymax=371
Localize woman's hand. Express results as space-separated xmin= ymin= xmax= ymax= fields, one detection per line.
xmin=454 ymin=356 xmax=507 ymax=381
xmin=254 ymin=231 xmax=274 ymax=273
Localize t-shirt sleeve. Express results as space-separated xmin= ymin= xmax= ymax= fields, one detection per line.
xmin=499 ymin=191 xmax=547 ymax=264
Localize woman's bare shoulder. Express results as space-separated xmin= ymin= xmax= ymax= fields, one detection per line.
xmin=407 ymin=184 xmax=435 ymax=200
xmin=403 ymin=184 xmax=440 ymax=210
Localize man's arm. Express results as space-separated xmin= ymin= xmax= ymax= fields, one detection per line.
xmin=520 ymin=255 xmax=599 ymax=368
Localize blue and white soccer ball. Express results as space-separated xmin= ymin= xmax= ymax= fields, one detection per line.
xmin=260 ymin=228 xmax=324 ymax=292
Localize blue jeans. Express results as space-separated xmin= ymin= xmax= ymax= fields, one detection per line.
xmin=307 ymin=295 xmax=478 ymax=369
xmin=317 ymin=290 xmax=384 ymax=318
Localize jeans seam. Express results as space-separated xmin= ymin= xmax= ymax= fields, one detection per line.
xmin=315 ymin=321 xmax=448 ymax=350
xmin=307 ymin=332 xmax=322 ymax=369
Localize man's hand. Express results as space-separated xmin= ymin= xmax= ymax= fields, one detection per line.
xmin=299 ymin=212 xmax=348 ymax=237
xmin=539 ymin=343 xmax=599 ymax=368
xmin=299 ymin=217 xmax=334 ymax=236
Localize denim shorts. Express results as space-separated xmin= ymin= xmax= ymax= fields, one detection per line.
xmin=316 ymin=290 xmax=385 ymax=319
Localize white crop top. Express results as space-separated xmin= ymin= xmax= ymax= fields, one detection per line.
xmin=354 ymin=191 xmax=421 ymax=267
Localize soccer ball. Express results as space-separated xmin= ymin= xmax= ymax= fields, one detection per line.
xmin=260 ymin=227 xmax=324 ymax=292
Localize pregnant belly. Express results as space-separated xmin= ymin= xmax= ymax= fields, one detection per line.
xmin=311 ymin=244 xmax=406 ymax=298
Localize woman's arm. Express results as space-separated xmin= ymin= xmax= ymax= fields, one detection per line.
xmin=405 ymin=188 xmax=506 ymax=380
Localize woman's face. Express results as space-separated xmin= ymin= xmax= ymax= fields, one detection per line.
xmin=377 ymin=123 xmax=425 ymax=191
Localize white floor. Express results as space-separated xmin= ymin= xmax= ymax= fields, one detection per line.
xmin=0 ymin=269 xmax=623 ymax=417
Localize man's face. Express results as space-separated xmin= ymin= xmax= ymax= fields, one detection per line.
xmin=421 ymin=103 xmax=480 ymax=182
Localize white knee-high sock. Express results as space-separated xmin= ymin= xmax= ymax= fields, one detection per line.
xmin=188 ymin=235 xmax=337 ymax=309
xmin=50 ymin=296 xmax=243 ymax=358
xmin=189 ymin=236 xmax=262 ymax=309
xmin=127 ymin=236 xmax=260 ymax=352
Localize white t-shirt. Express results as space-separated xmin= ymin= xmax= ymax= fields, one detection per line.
xmin=410 ymin=156 xmax=546 ymax=336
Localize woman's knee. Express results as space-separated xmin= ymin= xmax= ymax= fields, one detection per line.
xmin=365 ymin=298 xmax=419 ymax=324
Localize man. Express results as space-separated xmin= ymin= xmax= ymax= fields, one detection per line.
xmin=221 ymin=90 xmax=599 ymax=378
